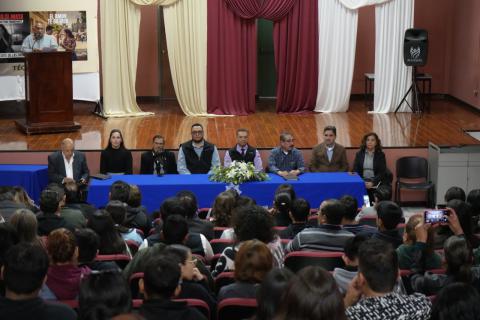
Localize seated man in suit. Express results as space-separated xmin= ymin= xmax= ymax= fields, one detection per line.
xmin=310 ymin=125 xmax=348 ymax=172
xmin=48 ymin=138 xmax=89 ymax=187
xmin=140 ymin=135 xmax=177 ymax=174
xmin=177 ymin=123 xmax=220 ymax=174
xmin=224 ymin=128 xmax=263 ymax=171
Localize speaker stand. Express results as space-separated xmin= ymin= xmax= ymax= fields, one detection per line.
xmin=394 ymin=66 xmax=423 ymax=114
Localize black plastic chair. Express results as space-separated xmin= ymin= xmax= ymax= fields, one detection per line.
xmin=394 ymin=156 xmax=434 ymax=208
xmin=217 ymin=298 xmax=257 ymax=320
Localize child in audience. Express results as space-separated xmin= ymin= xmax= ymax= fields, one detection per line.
xmin=355 ymin=185 xmax=392 ymax=221
xmin=333 ymin=235 xmax=368 ymax=294
xmin=278 ymin=198 xmax=310 ymax=239
xmin=430 ymin=283 xmax=480 ymax=320
xmin=106 ymin=200 xmax=144 ymax=246
xmin=340 ymin=195 xmax=376 ymax=235
xmin=369 ymin=201 xmax=404 ymax=248
xmin=270 ymin=192 xmax=292 ymax=227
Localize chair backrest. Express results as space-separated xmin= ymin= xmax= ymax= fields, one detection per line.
xmin=396 ymin=156 xmax=429 ymax=180
xmin=209 ymin=253 xmax=222 ymax=268
xmin=280 ymin=238 xmax=290 ymax=249
xmin=284 ymin=251 xmax=344 ymax=273
xmin=95 ymin=254 xmax=131 ymax=269
xmin=214 ymin=271 xmax=235 ymax=294
xmin=358 ymin=216 xmax=377 ymax=226
xmin=198 ymin=208 xmax=211 ymax=220
xmin=135 ymin=228 xmax=145 ymax=238
xmin=213 ymin=227 xmax=229 ymax=239
xmin=129 ymin=272 xmax=145 ymax=299
xmin=273 ymin=226 xmax=287 ymax=231
xmin=217 ymin=298 xmax=257 ymax=320
xmin=125 ymin=240 xmax=139 ymax=256
xmin=176 ymin=298 xmax=211 ymax=320
xmin=58 ymin=299 xmax=79 ymax=310
xmin=210 ymin=239 xmax=234 ymax=254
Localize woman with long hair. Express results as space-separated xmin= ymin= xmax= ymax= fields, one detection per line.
xmin=10 ymin=209 xmax=43 ymax=247
xmin=100 ymin=129 xmax=133 ymax=175
xmin=87 ymin=210 xmax=130 ymax=256
xmin=60 ymin=28 xmax=77 ymax=60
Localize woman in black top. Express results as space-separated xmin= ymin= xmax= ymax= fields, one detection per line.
xmin=353 ymin=132 xmax=388 ymax=204
xmin=100 ymin=129 xmax=133 ymax=174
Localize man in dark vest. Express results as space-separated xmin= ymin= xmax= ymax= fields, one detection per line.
xmin=224 ymin=128 xmax=263 ymax=171
xmin=177 ymin=123 xmax=220 ymax=174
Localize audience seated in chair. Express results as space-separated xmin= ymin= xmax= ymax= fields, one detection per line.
xmin=36 ymin=187 xmax=73 ymax=236
xmin=278 ymin=198 xmax=310 ymax=239
xmin=12 ymin=186 xmax=39 ymax=213
xmin=107 ymin=200 xmax=144 ymax=246
xmin=340 ymin=195 xmax=376 ymax=235
xmin=176 ymin=190 xmax=214 ymax=241
xmin=253 ymin=268 xmax=294 ymax=320
xmin=285 ymin=199 xmax=354 ymax=253
xmin=79 ymin=270 xmax=132 ymax=320
xmin=59 ymin=181 xmax=87 ymax=229
xmin=367 ymin=201 xmax=404 ymax=249
xmin=0 ymin=186 xmax=27 ymax=222
xmin=467 ymin=189 xmax=480 ymax=234
xmin=344 ymin=239 xmax=432 ymax=320
xmin=0 ymin=243 xmax=76 ymax=320
xmin=9 ymin=208 xmax=43 ymax=247
xmin=211 ymin=205 xmax=283 ymax=278
xmin=275 ymin=266 xmax=345 ymax=320
xmin=396 ymin=215 xmax=441 ymax=270
xmin=75 ymin=228 xmax=120 ymax=272
xmin=430 ymin=282 xmax=480 ymax=320
xmin=87 ymin=209 xmax=131 ymax=256
xmin=355 ymin=185 xmax=392 ymax=222
xmin=444 ymin=186 xmax=466 ymax=203
xmin=62 ymin=180 xmax=96 ymax=219
xmin=138 ymin=257 xmax=207 ymax=320
xmin=218 ymin=240 xmax=273 ymax=301
xmin=40 ymin=228 xmax=91 ymax=300
xmin=125 ymin=184 xmax=150 ymax=234
xmin=210 ymin=190 xmax=237 ymax=232
xmin=270 ymin=191 xmax=292 ymax=227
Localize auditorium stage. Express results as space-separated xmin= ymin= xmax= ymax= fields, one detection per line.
xmin=0 ymin=97 xmax=479 ymax=152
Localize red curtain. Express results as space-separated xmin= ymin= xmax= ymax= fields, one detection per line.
xmin=207 ymin=0 xmax=317 ymax=115
xmin=273 ymin=0 xmax=318 ymax=113
xmin=207 ymin=0 xmax=257 ymax=115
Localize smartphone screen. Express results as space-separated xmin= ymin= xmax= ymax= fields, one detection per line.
xmin=424 ymin=209 xmax=449 ymax=224
xmin=363 ymin=195 xmax=371 ymax=208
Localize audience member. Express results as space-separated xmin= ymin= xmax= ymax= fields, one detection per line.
xmin=275 ymin=266 xmax=345 ymax=320
xmin=278 ymin=198 xmax=310 ymax=239
xmin=254 ymin=268 xmax=294 ymax=320
xmin=355 ymin=185 xmax=392 ymax=221
xmin=275 ymin=183 xmax=296 ymax=201
xmin=177 ymin=123 xmax=220 ymax=174
xmin=63 ymin=181 xmax=96 ymax=219
xmin=224 ymin=128 xmax=263 ymax=171
xmin=268 ymin=132 xmax=305 ymax=178
xmin=396 ymin=215 xmax=441 ymax=270
xmin=12 ymin=186 xmax=39 ymax=213
xmin=310 ymin=125 xmax=348 ymax=172
xmin=210 ymin=190 xmax=236 ymax=228
xmin=352 ymin=132 xmax=389 ymax=203
xmin=285 ymin=199 xmax=354 ymax=252
xmin=140 ymin=134 xmax=177 ymax=174
xmin=100 ymin=129 xmax=133 ymax=175
xmin=125 ymin=184 xmax=150 ymax=233
xmin=0 ymin=223 xmax=18 ymax=271
xmin=218 ymin=240 xmax=273 ymax=301
xmin=467 ymin=189 xmax=480 ymax=233
xmin=0 ymin=186 xmax=27 ymax=221
xmin=344 ymin=239 xmax=431 ymax=320
xmin=41 ymin=228 xmax=91 ymax=300
xmin=87 ymin=210 xmax=130 ymax=256
xmin=333 ymin=235 xmax=369 ymax=294
xmin=78 ymin=271 xmax=132 ymax=320
xmin=177 ymin=190 xmax=214 ymax=240
xmin=430 ymin=283 xmax=480 ymax=320
xmin=444 ymin=186 xmax=466 ymax=203
xmin=75 ymin=228 xmax=119 ymax=271
xmin=0 ymin=243 xmax=76 ymax=320
xmin=60 ymin=181 xmax=88 ymax=228
xmin=369 ymin=201 xmax=404 ymax=248
xmin=212 ymin=205 xmax=283 ymax=277
xmin=109 ymin=180 xmax=131 ymax=204
xmin=37 ymin=188 xmax=72 ymax=236
xmin=271 ymin=192 xmax=292 ymax=227
xmin=9 ymin=209 xmax=42 ymax=247
xmin=139 ymin=257 xmax=207 ymax=320
xmin=106 ymin=200 xmax=143 ymax=246
xmin=340 ymin=195 xmax=376 ymax=235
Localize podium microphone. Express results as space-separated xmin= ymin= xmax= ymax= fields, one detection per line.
xmin=154 ymin=153 xmax=164 ymax=176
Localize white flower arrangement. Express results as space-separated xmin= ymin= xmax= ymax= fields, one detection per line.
xmin=209 ymin=161 xmax=268 ymax=185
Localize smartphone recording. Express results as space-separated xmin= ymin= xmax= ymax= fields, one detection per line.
xmin=424 ymin=209 xmax=449 ymax=224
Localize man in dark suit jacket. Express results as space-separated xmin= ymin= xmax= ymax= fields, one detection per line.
xmin=48 ymin=138 xmax=89 ymax=185
xmin=310 ymin=125 xmax=349 ymax=172
xmin=140 ymin=135 xmax=177 ymax=174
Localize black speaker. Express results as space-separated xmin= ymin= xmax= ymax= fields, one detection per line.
xmin=403 ymin=28 xmax=428 ymax=66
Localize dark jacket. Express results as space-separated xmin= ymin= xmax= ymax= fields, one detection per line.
xmin=100 ymin=148 xmax=133 ymax=174
xmin=140 ymin=299 xmax=207 ymax=320
xmin=228 ymin=145 xmax=256 ymax=164
xmin=181 ymin=140 xmax=215 ymax=174
xmin=278 ymin=223 xmax=308 ymax=239
xmin=0 ymin=297 xmax=76 ymax=320
xmin=218 ymin=281 xmax=258 ymax=301
xmin=126 ymin=205 xmax=150 ymax=234
xmin=353 ymin=149 xmax=388 ymax=185
xmin=47 ymin=150 xmax=89 ymax=184
xmin=140 ymin=150 xmax=178 ymax=174
xmin=37 ymin=213 xmax=74 ymax=236
xmin=370 ymin=229 xmax=403 ymax=249
xmin=46 ymin=264 xmax=91 ymax=300
xmin=188 ymin=218 xmax=214 ymax=241
xmin=0 ymin=200 xmax=26 ymax=222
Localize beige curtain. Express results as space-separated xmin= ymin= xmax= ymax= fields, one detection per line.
xmin=164 ymin=0 xmax=209 ymax=116
xmin=100 ymin=0 xmax=178 ymax=118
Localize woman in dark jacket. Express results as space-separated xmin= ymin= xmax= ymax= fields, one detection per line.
xmin=100 ymin=129 xmax=133 ymax=175
xmin=353 ymin=132 xmax=388 ymax=204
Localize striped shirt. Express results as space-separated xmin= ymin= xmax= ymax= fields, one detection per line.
xmin=268 ymin=147 xmax=305 ymax=173
xmin=285 ymin=224 xmax=354 ymax=253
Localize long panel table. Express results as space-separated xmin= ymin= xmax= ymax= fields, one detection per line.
xmin=0 ymin=164 xmax=49 ymax=202
xmin=87 ymin=173 xmax=366 ymax=213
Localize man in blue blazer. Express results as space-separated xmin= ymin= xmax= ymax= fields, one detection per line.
xmin=48 ymin=138 xmax=90 ymax=186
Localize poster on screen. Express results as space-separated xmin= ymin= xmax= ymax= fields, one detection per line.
xmin=0 ymin=11 xmax=90 ymax=75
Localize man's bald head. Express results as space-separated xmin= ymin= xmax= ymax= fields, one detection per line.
xmin=61 ymin=139 xmax=74 ymax=160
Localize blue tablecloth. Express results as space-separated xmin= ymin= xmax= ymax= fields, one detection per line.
xmin=0 ymin=164 xmax=49 ymax=202
xmin=87 ymin=173 xmax=366 ymax=213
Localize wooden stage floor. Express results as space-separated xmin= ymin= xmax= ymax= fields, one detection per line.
xmin=0 ymin=98 xmax=479 ymax=151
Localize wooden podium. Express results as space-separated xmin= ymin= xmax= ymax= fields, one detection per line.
xmin=15 ymin=51 xmax=81 ymax=134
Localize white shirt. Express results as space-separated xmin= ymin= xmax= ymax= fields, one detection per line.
xmin=63 ymin=152 xmax=75 ymax=180
xmin=21 ymin=34 xmax=58 ymax=52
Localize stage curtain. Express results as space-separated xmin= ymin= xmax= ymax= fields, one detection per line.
xmin=372 ymin=0 xmax=414 ymax=113
xmin=274 ymin=0 xmax=318 ymax=113
xmin=100 ymin=0 xmax=179 ymax=117
xmin=163 ymin=0 xmax=210 ymax=116
xmin=339 ymin=0 xmax=392 ymax=10
xmin=207 ymin=0 xmax=257 ymax=115
xmin=315 ymin=0 xmax=358 ymax=113
xmin=223 ymin=0 xmax=260 ymax=18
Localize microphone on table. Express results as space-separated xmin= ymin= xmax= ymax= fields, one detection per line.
xmin=154 ymin=153 xmax=164 ymax=177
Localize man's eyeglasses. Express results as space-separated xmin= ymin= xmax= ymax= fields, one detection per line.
xmin=192 ymin=131 xmax=203 ymax=135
